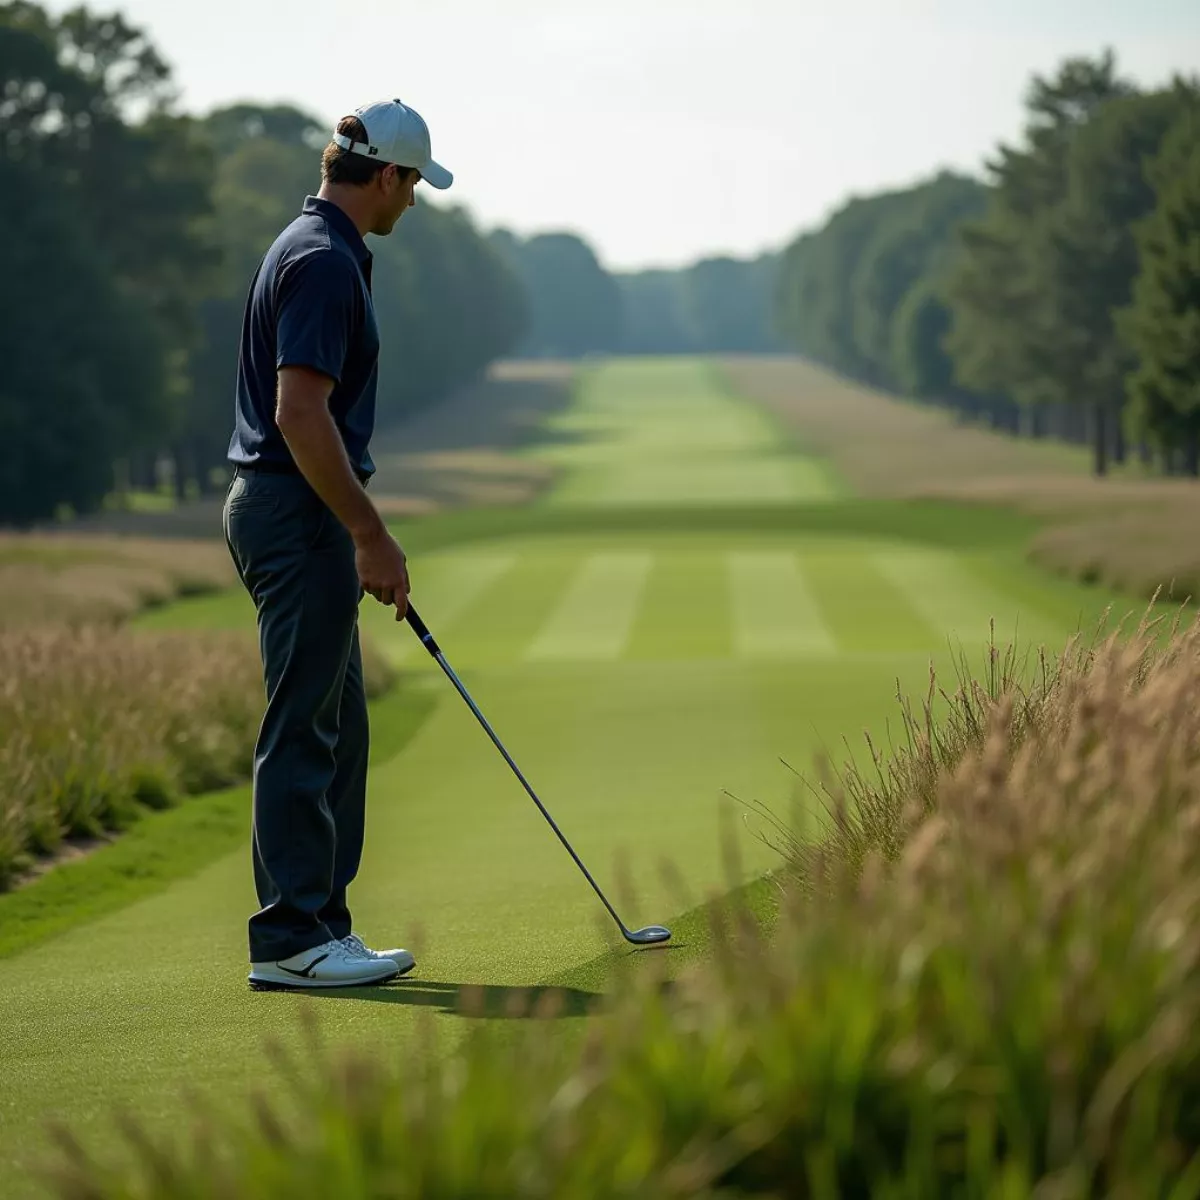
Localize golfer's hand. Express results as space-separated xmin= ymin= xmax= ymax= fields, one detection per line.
xmin=355 ymin=527 xmax=411 ymax=619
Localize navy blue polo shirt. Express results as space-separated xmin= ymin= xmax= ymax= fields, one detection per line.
xmin=227 ymin=196 xmax=380 ymax=478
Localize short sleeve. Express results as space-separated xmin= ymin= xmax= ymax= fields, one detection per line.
xmin=274 ymin=251 xmax=358 ymax=383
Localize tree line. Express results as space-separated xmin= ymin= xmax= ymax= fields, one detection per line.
xmin=773 ymin=51 xmax=1200 ymax=477
xmin=0 ymin=2 xmax=526 ymax=526
xmin=488 ymin=229 xmax=783 ymax=358
xmin=5 ymin=11 xmax=1197 ymax=528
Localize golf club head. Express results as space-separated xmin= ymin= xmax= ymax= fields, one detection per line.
xmin=625 ymin=925 xmax=672 ymax=946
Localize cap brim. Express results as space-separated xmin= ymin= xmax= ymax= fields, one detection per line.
xmin=420 ymin=159 xmax=453 ymax=190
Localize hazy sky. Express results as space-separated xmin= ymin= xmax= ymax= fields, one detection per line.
xmin=46 ymin=0 xmax=1200 ymax=270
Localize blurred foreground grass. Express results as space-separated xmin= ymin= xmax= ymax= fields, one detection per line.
xmin=42 ymin=604 xmax=1200 ymax=1197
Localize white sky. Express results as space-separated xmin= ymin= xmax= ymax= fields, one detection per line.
xmin=46 ymin=0 xmax=1200 ymax=270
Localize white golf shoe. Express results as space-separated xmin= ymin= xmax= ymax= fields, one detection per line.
xmin=341 ymin=933 xmax=416 ymax=977
xmin=249 ymin=937 xmax=401 ymax=990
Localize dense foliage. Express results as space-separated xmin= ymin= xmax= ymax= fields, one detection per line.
xmin=5 ymin=14 xmax=1199 ymax=517
xmin=489 ymin=229 xmax=622 ymax=357
xmin=773 ymin=51 xmax=1200 ymax=475
xmin=775 ymin=171 xmax=987 ymax=393
xmin=617 ymin=253 xmax=783 ymax=355
xmin=490 ymin=231 xmax=783 ymax=358
xmin=1121 ymin=105 xmax=1200 ymax=465
xmin=0 ymin=2 xmax=527 ymax=525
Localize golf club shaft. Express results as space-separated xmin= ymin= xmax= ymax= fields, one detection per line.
xmin=406 ymin=604 xmax=631 ymax=936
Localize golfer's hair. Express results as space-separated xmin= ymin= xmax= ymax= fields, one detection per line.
xmin=321 ymin=116 xmax=417 ymax=186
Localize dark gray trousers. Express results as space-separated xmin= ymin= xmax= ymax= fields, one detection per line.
xmin=222 ymin=469 xmax=369 ymax=963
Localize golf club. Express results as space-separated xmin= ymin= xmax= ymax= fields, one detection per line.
xmin=405 ymin=604 xmax=671 ymax=947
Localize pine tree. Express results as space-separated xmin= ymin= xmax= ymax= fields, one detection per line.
xmin=1121 ymin=106 xmax=1200 ymax=472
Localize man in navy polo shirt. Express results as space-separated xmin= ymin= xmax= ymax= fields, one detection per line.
xmin=223 ymin=98 xmax=453 ymax=991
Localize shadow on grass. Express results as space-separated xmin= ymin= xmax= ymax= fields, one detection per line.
xmin=300 ymin=978 xmax=606 ymax=1019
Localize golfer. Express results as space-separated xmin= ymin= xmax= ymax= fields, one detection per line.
xmin=222 ymin=99 xmax=453 ymax=990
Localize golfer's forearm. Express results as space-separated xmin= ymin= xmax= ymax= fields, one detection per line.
xmin=277 ymin=404 xmax=384 ymax=544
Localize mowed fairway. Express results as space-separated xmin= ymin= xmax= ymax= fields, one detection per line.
xmin=537 ymin=362 xmax=840 ymax=508
xmin=0 ymin=360 xmax=1114 ymax=1194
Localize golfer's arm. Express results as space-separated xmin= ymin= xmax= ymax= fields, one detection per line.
xmin=275 ymin=366 xmax=384 ymax=544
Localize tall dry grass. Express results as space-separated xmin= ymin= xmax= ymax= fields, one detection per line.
xmin=720 ymin=357 xmax=1097 ymax=497
xmin=1029 ymin=505 xmax=1200 ymax=602
xmin=0 ymin=626 xmax=262 ymax=888
xmin=0 ymin=623 xmax=396 ymax=891
xmin=0 ymin=532 xmax=235 ymax=628
xmin=0 ymin=531 xmax=398 ymax=890
xmin=43 ymin=609 xmax=1200 ymax=1197
xmin=722 ymin=357 xmax=1200 ymax=603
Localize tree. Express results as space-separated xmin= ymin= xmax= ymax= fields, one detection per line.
xmin=891 ymin=279 xmax=955 ymax=401
xmin=676 ymin=254 xmax=782 ymax=354
xmin=0 ymin=9 xmax=531 ymax=520
xmin=375 ymin=203 xmax=528 ymax=415
xmin=772 ymin=172 xmax=987 ymax=410
xmin=1120 ymin=106 xmax=1200 ymax=473
xmin=491 ymin=231 xmax=621 ymax=358
xmin=0 ymin=3 xmax=218 ymax=497
xmin=616 ymin=270 xmax=694 ymax=354
xmin=774 ymin=191 xmax=898 ymax=380
xmin=614 ymin=254 xmax=782 ymax=355
xmin=850 ymin=173 xmax=986 ymax=390
xmin=1032 ymin=84 xmax=1199 ymax=472
xmin=204 ymin=102 xmax=327 ymax=152
xmin=773 ymin=231 xmax=817 ymax=354
xmin=0 ymin=158 xmax=159 ymax=524
xmin=943 ymin=51 xmax=1137 ymax=473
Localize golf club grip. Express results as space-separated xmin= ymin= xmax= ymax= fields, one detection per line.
xmin=405 ymin=604 xmax=441 ymax=657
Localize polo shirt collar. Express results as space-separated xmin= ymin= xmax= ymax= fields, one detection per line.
xmin=302 ymin=195 xmax=371 ymax=264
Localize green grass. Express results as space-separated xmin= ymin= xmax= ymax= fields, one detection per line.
xmin=0 ymin=357 xmax=1162 ymax=1198
xmin=0 ymin=688 xmax=438 ymax=963
xmin=533 ymin=359 xmax=843 ymax=509
xmin=545 ymin=872 xmax=784 ymax=998
xmin=0 ymin=784 xmax=251 ymax=961
xmin=132 ymin=581 xmax=255 ymax=631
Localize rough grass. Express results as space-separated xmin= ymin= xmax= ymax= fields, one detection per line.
xmin=0 ymin=623 xmax=397 ymax=891
xmin=0 ymin=682 xmax=434 ymax=962
xmin=365 ymin=360 xmax=575 ymax=516
xmin=0 ymin=522 xmax=399 ymax=895
xmin=0 ymin=532 xmax=235 ymax=628
xmin=40 ymin=604 xmax=1200 ymax=1197
xmin=722 ymin=356 xmax=1200 ymax=604
xmin=0 ymin=626 xmax=262 ymax=889
xmin=718 ymin=357 xmax=1096 ymax=495
xmin=1028 ymin=505 xmax=1200 ymax=603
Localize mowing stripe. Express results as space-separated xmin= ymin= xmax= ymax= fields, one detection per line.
xmin=801 ymin=548 xmax=939 ymax=654
xmin=728 ymin=551 xmax=837 ymax=658
xmin=379 ymin=554 xmax=515 ymax=663
xmin=525 ymin=552 xmax=653 ymax=661
xmin=625 ymin=549 xmax=733 ymax=661
xmin=871 ymin=548 xmax=1058 ymax=652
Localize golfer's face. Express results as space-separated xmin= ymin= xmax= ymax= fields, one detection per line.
xmin=379 ymin=168 xmax=418 ymax=233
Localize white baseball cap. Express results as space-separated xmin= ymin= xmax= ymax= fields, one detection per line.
xmin=332 ymin=98 xmax=453 ymax=190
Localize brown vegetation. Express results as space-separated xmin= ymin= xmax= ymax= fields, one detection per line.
xmin=47 ymin=607 xmax=1200 ymax=1196
xmin=365 ymin=360 xmax=575 ymax=514
xmin=722 ymin=356 xmax=1200 ymax=602
xmin=0 ymin=626 xmax=260 ymax=888
xmin=0 ymin=533 xmax=235 ymax=628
